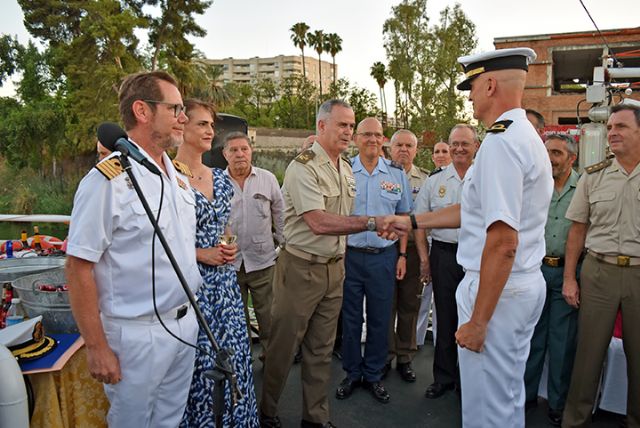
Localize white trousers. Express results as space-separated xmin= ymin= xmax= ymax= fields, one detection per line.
xmin=101 ymin=309 xmax=198 ymax=428
xmin=456 ymin=270 xmax=545 ymax=428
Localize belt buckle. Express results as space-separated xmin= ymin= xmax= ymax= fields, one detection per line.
xmin=617 ymin=255 xmax=630 ymax=267
xmin=544 ymin=256 xmax=559 ymax=267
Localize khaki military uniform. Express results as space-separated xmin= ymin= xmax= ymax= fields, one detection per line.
xmin=563 ymin=158 xmax=640 ymax=427
xmin=388 ymin=164 xmax=428 ymax=364
xmin=261 ymin=142 xmax=355 ymax=424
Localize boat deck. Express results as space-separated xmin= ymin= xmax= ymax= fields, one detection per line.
xmin=250 ymin=341 xmax=624 ymax=428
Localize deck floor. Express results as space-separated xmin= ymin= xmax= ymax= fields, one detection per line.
xmin=249 ymin=340 xmax=624 ymax=428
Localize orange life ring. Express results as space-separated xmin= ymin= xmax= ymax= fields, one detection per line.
xmin=1 ymin=240 xmax=25 ymax=253
xmin=29 ymin=235 xmax=63 ymax=250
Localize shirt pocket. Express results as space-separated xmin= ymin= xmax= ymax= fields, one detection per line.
xmin=252 ymin=193 xmax=272 ymax=218
xmin=588 ymin=191 xmax=616 ymax=225
xmin=321 ymin=184 xmax=341 ymax=212
xmin=380 ymin=188 xmax=401 ymax=211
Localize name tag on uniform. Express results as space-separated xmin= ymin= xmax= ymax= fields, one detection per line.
xmin=381 ymin=181 xmax=401 ymax=194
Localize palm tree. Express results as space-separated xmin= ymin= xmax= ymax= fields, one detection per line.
xmin=290 ymin=22 xmax=310 ymax=80
xmin=307 ymin=30 xmax=326 ymax=98
xmin=370 ymin=61 xmax=388 ymax=119
xmin=325 ymin=33 xmax=342 ymax=84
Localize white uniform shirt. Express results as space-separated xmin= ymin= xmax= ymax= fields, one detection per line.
xmin=457 ymin=108 xmax=553 ymax=273
xmin=225 ymin=166 xmax=285 ymax=273
xmin=67 ymin=149 xmax=201 ymax=318
xmin=414 ymin=163 xmax=469 ymax=244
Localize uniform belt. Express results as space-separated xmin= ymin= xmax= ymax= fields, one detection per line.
xmin=347 ymin=245 xmax=394 ymax=255
xmin=542 ymin=256 xmax=564 ymax=267
xmin=432 ymin=240 xmax=458 ymax=251
xmin=588 ymin=250 xmax=640 ymax=267
xmin=285 ymin=246 xmax=343 ymax=264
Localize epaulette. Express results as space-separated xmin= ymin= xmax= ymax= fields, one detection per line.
xmin=340 ymin=155 xmax=352 ymax=166
xmin=418 ymin=166 xmax=430 ymax=175
xmin=585 ymin=158 xmax=612 ymax=174
xmin=429 ymin=167 xmax=443 ymax=177
xmin=94 ymin=157 xmax=124 ymax=180
xmin=295 ymin=149 xmax=316 ymax=164
xmin=389 ymin=160 xmax=403 ymax=170
xmin=172 ymin=160 xmax=193 ymax=178
xmin=486 ymin=120 xmax=513 ymax=133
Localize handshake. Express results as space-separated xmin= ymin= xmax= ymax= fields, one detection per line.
xmin=373 ymin=215 xmax=413 ymax=241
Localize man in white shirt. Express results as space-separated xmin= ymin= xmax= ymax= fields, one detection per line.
xmin=224 ymin=131 xmax=284 ymax=359
xmin=66 ymin=71 xmax=201 ymax=427
xmin=382 ymin=48 xmax=553 ymax=428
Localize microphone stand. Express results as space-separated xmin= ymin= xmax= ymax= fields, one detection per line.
xmin=118 ymin=152 xmax=241 ymax=427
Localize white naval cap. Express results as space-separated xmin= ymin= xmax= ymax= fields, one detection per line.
xmin=456 ymin=47 xmax=537 ymax=91
xmin=0 ymin=316 xmax=57 ymax=361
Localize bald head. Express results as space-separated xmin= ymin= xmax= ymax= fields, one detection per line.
xmin=356 ymin=117 xmax=383 ymax=134
xmin=469 ymin=69 xmax=527 ymax=126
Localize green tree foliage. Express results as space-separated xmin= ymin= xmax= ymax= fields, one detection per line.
xmin=273 ymin=75 xmax=316 ymax=130
xmin=383 ymin=1 xmax=476 ymax=139
xmin=224 ymin=78 xmax=278 ymax=127
xmin=328 ymin=78 xmax=379 ymax=124
xmin=370 ymin=61 xmax=388 ymax=119
xmin=306 ymin=30 xmax=326 ymax=98
xmin=0 ymin=35 xmax=23 ymax=86
xmin=325 ymin=33 xmax=342 ymax=84
xmin=290 ymin=22 xmax=310 ymax=79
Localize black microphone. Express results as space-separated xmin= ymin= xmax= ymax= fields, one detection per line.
xmin=97 ymin=122 xmax=161 ymax=175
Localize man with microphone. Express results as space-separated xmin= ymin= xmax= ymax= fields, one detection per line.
xmin=66 ymin=71 xmax=202 ymax=427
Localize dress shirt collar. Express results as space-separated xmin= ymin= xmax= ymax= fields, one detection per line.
xmin=351 ymin=155 xmax=389 ymax=175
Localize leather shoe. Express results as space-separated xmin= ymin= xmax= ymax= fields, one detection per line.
xmin=424 ymin=382 xmax=454 ymax=399
xmin=396 ymin=362 xmax=416 ymax=382
xmin=301 ymin=420 xmax=337 ymax=428
xmin=336 ymin=377 xmax=360 ymax=400
xmin=363 ymin=380 xmax=390 ymax=403
xmin=381 ymin=361 xmax=391 ymax=379
xmin=548 ymin=409 xmax=562 ymax=427
xmin=260 ymin=412 xmax=282 ymax=428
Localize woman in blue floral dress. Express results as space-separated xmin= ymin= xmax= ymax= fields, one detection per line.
xmin=176 ymin=99 xmax=259 ymax=427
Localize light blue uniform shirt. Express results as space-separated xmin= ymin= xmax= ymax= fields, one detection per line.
xmin=348 ymin=156 xmax=413 ymax=249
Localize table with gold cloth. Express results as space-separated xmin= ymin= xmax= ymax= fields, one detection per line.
xmin=27 ymin=346 xmax=109 ymax=428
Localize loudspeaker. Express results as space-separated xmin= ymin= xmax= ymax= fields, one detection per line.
xmin=202 ymin=114 xmax=249 ymax=169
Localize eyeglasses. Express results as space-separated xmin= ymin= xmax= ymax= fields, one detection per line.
xmin=357 ymin=131 xmax=384 ymax=140
xmin=450 ymin=141 xmax=473 ymax=149
xmin=142 ymin=100 xmax=187 ymax=118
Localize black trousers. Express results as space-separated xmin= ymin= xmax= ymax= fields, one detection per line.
xmin=430 ymin=240 xmax=465 ymax=385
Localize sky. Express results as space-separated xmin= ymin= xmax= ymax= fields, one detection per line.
xmin=1 ymin=0 xmax=639 ymax=104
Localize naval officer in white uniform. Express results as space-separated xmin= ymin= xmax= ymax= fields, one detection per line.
xmin=380 ymin=47 xmax=553 ymax=427
xmin=66 ymin=71 xmax=202 ymax=428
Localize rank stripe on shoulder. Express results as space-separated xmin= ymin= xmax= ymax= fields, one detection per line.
xmin=429 ymin=167 xmax=443 ymax=177
xmin=172 ymin=160 xmax=193 ymax=178
xmin=389 ymin=160 xmax=403 ymax=170
xmin=295 ymin=149 xmax=316 ymax=164
xmin=585 ymin=158 xmax=612 ymax=174
xmin=486 ymin=120 xmax=513 ymax=133
xmin=95 ymin=157 xmax=124 ymax=180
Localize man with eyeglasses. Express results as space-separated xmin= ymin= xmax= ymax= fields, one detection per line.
xmin=335 ymin=117 xmax=412 ymax=405
xmin=66 ymin=71 xmax=201 ymax=427
xmin=414 ymin=124 xmax=479 ymax=400
xmin=523 ymin=133 xmax=579 ymax=426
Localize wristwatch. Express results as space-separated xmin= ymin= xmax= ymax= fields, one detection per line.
xmin=398 ymin=252 xmax=408 ymax=258
xmin=366 ymin=217 xmax=377 ymax=232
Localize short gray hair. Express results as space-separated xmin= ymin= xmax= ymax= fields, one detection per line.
xmin=223 ymin=131 xmax=251 ymax=150
xmin=448 ymin=124 xmax=479 ymax=143
xmin=611 ymin=103 xmax=640 ymax=127
xmin=316 ymin=99 xmax=352 ymax=132
xmin=545 ymin=133 xmax=578 ymax=155
xmin=390 ymin=129 xmax=418 ymax=146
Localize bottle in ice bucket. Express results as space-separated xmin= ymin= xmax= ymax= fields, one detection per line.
xmin=21 ymin=230 xmax=29 ymax=249
xmin=6 ymin=298 xmax=24 ymax=326
xmin=33 ymin=225 xmax=43 ymax=252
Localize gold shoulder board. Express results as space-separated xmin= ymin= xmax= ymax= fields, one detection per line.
xmin=341 ymin=155 xmax=352 ymax=166
xmin=419 ymin=166 xmax=430 ymax=175
xmin=172 ymin=160 xmax=193 ymax=178
xmin=295 ymin=149 xmax=316 ymax=164
xmin=585 ymin=158 xmax=612 ymax=174
xmin=94 ymin=157 xmax=124 ymax=180
xmin=487 ymin=119 xmax=514 ymax=133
